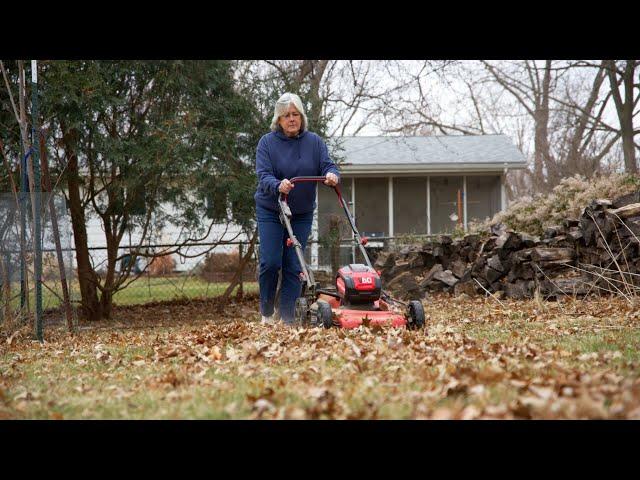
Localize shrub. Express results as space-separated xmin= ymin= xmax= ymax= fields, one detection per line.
xmin=147 ymin=254 xmax=176 ymax=276
xmin=198 ymin=251 xmax=256 ymax=282
xmin=472 ymin=174 xmax=640 ymax=236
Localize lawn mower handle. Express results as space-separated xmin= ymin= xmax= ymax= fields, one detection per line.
xmin=279 ymin=175 xmax=374 ymax=270
xmin=279 ymin=175 xmax=341 ymax=201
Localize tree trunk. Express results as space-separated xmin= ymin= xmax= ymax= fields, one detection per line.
xmin=606 ymin=60 xmax=638 ymax=174
xmin=0 ymin=255 xmax=10 ymax=323
xmin=621 ymin=61 xmax=637 ymax=174
xmin=100 ymin=229 xmax=119 ymax=320
xmin=533 ymin=61 xmax=552 ymax=191
xmin=63 ymin=125 xmax=102 ymax=320
xmin=222 ymin=230 xmax=258 ymax=300
xmin=621 ymin=122 xmax=637 ymax=174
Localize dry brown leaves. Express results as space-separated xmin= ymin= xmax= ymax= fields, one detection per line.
xmin=1 ymin=293 xmax=639 ymax=419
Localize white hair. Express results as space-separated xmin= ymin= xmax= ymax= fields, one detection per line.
xmin=270 ymin=92 xmax=308 ymax=132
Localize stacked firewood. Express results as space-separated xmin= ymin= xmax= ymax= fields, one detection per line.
xmin=376 ymin=191 xmax=640 ymax=300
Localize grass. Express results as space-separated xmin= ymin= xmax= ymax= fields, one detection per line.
xmin=1 ymin=294 xmax=640 ymax=419
xmin=3 ymin=276 xmax=258 ymax=311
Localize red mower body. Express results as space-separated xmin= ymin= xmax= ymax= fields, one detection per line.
xmin=336 ymin=264 xmax=382 ymax=305
xmin=319 ymin=295 xmax=408 ymax=329
xmin=319 ymin=263 xmax=408 ymax=329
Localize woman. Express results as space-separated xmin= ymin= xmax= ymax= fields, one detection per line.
xmin=254 ymin=92 xmax=340 ymax=325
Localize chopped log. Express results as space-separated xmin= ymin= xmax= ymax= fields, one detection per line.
xmin=471 ymin=254 xmax=487 ymax=273
xmin=459 ymin=245 xmax=473 ymax=262
xmin=405 ymin=252 xmax=424 ymax=269
xmin=567 ymin=227 xmax=583 ymax=241
xmin=540 ymin=275 xmax=592 ymax=297
xmin=617 ymin=216 xmax=640 ymax=237
xmin=563 ymin=218 xmax=580 ymax=229
xmin=507 ymin=261 xmax=534 ymax=282
xmin=495 ymin=231 xmax=522 ymax=251
xmin=543 ymin=225 xmax=565 ymax=239
xmin=419 ymin=252 xmax=437 ymax=270
xmin=478 ymin=237 xmax=497 ymax=255
xmin=531 ymin=247 xmax=576 ymax=263
xmin=387 ymin=271 xmax=421 ymax=300
xmin=608 ymin=203 xmax=640 ymax=219
xmin=374 ymin=251 xmax=395 ymax=270
xmin=580 ymin=214 xmax=596 ymax=246
xmin=487 ymin=254 xmax=505 ymax=272
xmin=449 ymin=259 xmax=468 ymax=279
xmin=590 ymin=199 xmax=613 ymax=209
xmin=463 ymin=234 xmax=481 ymax=249
xmin=386 ymin=259 xmax=410 ymax=280
xmin=612 ymin=192 xmax=640 ymax=209
xmin=419 ymin=264 xmax=443 ymax=288
xmin=484 ymin=265 xmax=504 ymax=283
xmin=433 ymin=269 xmax=458 ymax=287
xmin=545 ymin=235 xmax=578 ymax=248
xmin=512 ymin=248 xmax=534 ymax=262
xmin=520 ymin=233 xmax=540 ymax=248
xmin=504 ymin=280 xmax=534 ymax=299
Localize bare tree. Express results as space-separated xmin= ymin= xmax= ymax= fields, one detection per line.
xmin=375 ymin=60 xmax=623 ymax=195
xmin=235 ymin=60 xmax=437 ymax=139
xmin=603 ymin=60 xmax=640 ymax=174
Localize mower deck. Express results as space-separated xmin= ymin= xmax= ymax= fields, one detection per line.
xmin=319 ymin=296 xmax=408 ymax=329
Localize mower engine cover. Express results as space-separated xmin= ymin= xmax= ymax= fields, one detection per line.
xmin=336 ymin=264 xmax=382 ymax=304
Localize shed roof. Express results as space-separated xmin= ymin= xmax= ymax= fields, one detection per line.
xmin=333 ymin=134 xmax=527 ymax=174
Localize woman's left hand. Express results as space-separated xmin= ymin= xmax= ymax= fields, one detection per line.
xmin=324 ymin=172 xmax=339 ymax=187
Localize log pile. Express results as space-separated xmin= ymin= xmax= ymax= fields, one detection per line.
xmin=377 ymin=193 xmax=640 ymax=300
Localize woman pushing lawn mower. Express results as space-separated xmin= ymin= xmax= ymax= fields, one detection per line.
xmin=254 ymin=92 xmax=339 ymax=326
xmin=254 ymin=92 xmax=426 ymax=330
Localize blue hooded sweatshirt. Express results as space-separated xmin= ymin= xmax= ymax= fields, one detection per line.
xmin=254 ymin=129 xmax=340 ymax=214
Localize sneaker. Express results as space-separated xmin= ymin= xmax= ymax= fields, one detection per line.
xmin=261 ymin=315 xmax=276 ymax=324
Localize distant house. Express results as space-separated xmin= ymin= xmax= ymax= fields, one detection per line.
xmin=311 ymin=134 xmax=527 ymax=269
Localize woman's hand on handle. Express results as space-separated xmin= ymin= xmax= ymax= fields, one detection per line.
xmin=324 ymin=172 xmax=339 ymax=187
xmin=279 ymin=179 xmax=294 ymax=194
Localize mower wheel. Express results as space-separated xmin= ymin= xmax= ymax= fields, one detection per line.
xmin=294 ymin=297 xmax=309 ymax=326
xmin=407 ymin=300 xmax=425 ymax=330
xmin=316 ymin=300 xmax=333 ymax=329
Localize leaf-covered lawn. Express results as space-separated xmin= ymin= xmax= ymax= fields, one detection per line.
xmin=1 ymin=294 xmax=639 ymax=419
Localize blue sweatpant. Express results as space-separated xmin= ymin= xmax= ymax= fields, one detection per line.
xmin=256 ymin=205 xmax=314 ymax=325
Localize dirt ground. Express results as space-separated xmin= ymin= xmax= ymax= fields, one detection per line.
xmin=1 ymin=293 xmax=639 ymax=419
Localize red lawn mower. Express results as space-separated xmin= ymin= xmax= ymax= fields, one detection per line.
xmin=279 ymin=176 xmax=425 ymax=330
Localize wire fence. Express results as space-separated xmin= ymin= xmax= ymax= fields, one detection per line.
xmin=29 ymin=234 xmax=425 ymax=313
xmin=1 ymin=185 xmax=434 ymax=332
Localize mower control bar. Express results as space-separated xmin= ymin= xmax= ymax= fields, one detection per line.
xmin=279 ymin=176 xmax=374 ymax=270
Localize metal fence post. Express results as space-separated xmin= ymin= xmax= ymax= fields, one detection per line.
xmin=31 ymin=60 xmax=43 ymax=342
xmin=20 ymin=148 xmax=28 ymax=316
xmin=238 ymin=241 xmax=243 ymax=298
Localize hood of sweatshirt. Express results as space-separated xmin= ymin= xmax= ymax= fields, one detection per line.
xmin=273 ymin=129 xmax=307 ymax=141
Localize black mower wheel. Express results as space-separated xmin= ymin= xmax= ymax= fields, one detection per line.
xmin=294 ymin=297 xmax=309 ymax=326
xmin=316 ymin=300 xmax=333 ymax=329
xmin=407 ymin=300 xmax=425 ymax=330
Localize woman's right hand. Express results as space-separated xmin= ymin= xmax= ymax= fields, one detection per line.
xmin=279 ymin=179 xmax=294 ymax=194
